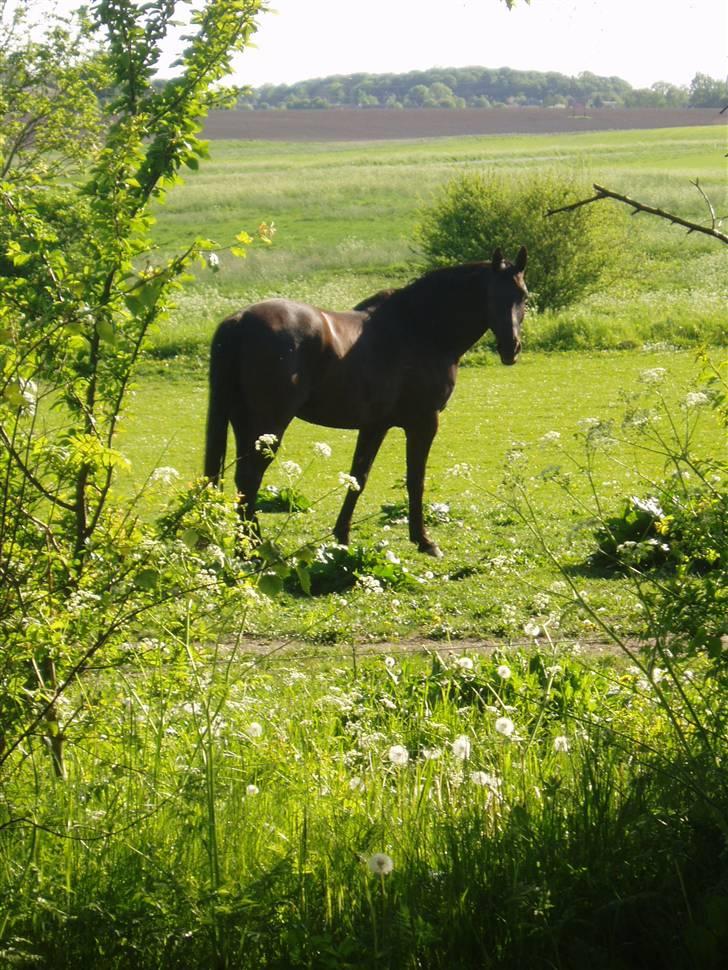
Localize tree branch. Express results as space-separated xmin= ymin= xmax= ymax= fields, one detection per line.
xmin=547 ymin=182 xmax=728 ymax=245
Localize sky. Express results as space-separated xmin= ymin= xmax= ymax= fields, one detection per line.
xmin=19 ymin=0 xmax=728 ymax=90
xmin=228 ymin=0 xmax=727 ymax=90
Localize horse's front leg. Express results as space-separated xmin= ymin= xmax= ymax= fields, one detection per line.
xmin=333 ymin=424 xmax=388 ymax=545
xmin=405 ymin=413 xmax=442 ymax=557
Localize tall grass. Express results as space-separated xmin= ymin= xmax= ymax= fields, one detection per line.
xmin=2 ymin=641 xmax=726 ymax=968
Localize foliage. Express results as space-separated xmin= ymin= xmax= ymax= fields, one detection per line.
xmin=415 ymin=169 xmax=620 ymax=311
xmin=0 ymin=0 xmax=266 ymax=771
xmin=233 ymin=63 xmax=728 ymax=111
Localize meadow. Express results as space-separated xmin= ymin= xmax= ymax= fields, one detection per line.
xmin=1 ymin=123 xmax=727 ymax=968
xmin=128 ymin=122 xmax=726 ymax=646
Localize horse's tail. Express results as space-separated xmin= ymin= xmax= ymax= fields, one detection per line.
xmin=204 ymin=326 xmax=231 ymax=484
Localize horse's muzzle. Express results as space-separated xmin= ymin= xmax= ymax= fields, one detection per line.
xmin=499 ymin=342 xmax=521 ymax=366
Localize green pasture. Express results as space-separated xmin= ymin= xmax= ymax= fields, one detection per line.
xmin=148 ymin=124 xmax=727 ymax=360
xmin=123 ymin=348 xmax=723 ymax=644
xmin=130 ymin=123 xmax=727 ymax=643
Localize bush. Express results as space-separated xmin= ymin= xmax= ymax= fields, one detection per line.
xmin=415 ymin=169 xmax=620 ymax=311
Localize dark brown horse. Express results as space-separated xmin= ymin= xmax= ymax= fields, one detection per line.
xmin=205 ymin=247 xmax=527 ymax=557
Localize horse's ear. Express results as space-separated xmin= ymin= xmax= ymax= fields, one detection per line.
xmin=491 ymin=248 xmax=504 ymax=270
xmin=514 ymin=246 xmax=527 ymax=273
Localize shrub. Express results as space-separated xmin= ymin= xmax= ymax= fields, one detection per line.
xmin=415 ymin=169 xmax=620 ymax=311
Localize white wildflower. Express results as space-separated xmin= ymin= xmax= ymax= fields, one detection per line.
xmin=338 ymin=472 xmax=360 ymax=492
xmin=495 ymin=716 xmax=515 ymax=737
xmin=207 ymin=252 xmax=220 ymax=270
xmin=152 ymin=467 xmax=182 ymax=486
xmin=313 ymin=441 xmax=332 ymax=458
xmin=451 ymin=735 xmax=472 ymax=760
xmin=540 ymin=430 xmax=561 ymax=444
xmin=553 ymin=735 xmax=570 ymax=754
xmin=357 ymin=574 xmax=383 ymax=594
xmin=631 ymin=495 xmax=664 ymax=518
xmin=684 ymin=391 xmax=709 ymax=409
xmin=367 ymin=852 xmax=394 ymax=875
xmin=255 ymin=433 xmax=278 ymax=453
xmin=388 ymin=744 xmax=409 ymax=766
xmin=280 ymin=460 xmax=301 ymax=478
xmin=447 ymin=462 xmax=472 ymax=479
xmin=639 ymin=367 xmax=667 ymax=385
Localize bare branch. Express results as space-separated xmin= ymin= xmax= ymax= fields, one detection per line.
xmin=547 ymin=183 xmax=728 ymax=245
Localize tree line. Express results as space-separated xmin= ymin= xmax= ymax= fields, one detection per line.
xmin=235 ymin=66 xmax=728 ymax=110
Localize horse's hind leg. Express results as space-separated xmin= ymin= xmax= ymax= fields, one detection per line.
xmin=405 ymin=413 xmax=442 ymax=557
xmin=333 ymin=424 xmax=388 ymax=545
xmin=230 ymin=413 xmax=287 ymax=544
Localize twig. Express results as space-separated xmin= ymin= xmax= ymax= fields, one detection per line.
xmin=547 ymin=182 xmax=728 ymax=245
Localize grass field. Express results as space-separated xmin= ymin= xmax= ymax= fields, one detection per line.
xmin=130 ymin=122 xmax=727 ymax=644
xmin=148 ymin=124 xmax=727 ymax=360
xmin=2 ymin=124 xmax=727 ymax=969
xmin=125 ymin=348 xmax=722 ymax=645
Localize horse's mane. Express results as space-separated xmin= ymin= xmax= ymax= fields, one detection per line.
xmin=371 ymin=261 xmax=492 ymax=326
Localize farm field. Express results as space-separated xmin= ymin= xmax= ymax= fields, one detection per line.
xmin=202 ymin=106 xmax=726 ymax=141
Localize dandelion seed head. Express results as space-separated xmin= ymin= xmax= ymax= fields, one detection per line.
xmin=388 ymin=744 xmax=409 ymax=766
xmin=470 ymin=770 xmax=501 ymax=790
xmin=495 ymin=716 xmax=515 ymax=737
xmin=496 ymin=664 xmax=511 ymax=680
xmin=246 ymin=784 xmax=260 ymax=796
xmin=367 ymin=852 xmax=394 ymax=875
xmin=451 ymin=735 xmax=471 ymax=760
xmin=553 ymin=735 xmax=570 ymax=753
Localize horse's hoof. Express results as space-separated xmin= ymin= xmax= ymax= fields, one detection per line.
xmin=419 ymin=541 xmax=443 ymax=558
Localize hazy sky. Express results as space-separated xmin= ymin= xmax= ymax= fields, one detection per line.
xmin=229 ymin=0 xmax=727 ymax=90
xmin=22 ymin=0 xmax=728 ymax=89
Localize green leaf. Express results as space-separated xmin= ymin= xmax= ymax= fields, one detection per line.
xmin=135 ymin=568 xmax=160 ymax=591
xmin=258 ymin=572 xmax=283 ymax=598
xmin=295 ymin=562 xmax=311 ymax=595
xmin=96 ymin=319 xmax=116 ymax=343
xmin=181 ymin=528 xmax=201 ymax=549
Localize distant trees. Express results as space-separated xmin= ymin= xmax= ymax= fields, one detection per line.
xmin=236 ymin=66 xmax=728 ymax=111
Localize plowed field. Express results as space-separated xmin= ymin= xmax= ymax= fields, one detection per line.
xmin=203 ymin=106 xmax=725 ymax=141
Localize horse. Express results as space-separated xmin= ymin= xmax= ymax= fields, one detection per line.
xmin=204 ymin=247 xmax=527 ymax=557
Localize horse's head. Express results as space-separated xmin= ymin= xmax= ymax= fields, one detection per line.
xmin=488 ymin=246 xmax=528 ymax=365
